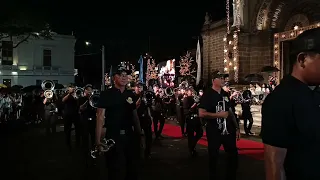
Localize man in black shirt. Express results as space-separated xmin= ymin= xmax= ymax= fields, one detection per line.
xmin=62 ymin=84 xmax=80 ymax=149
xmin=134 ymin=82 xmax=153 ymax=159
xmin=152 ymin=84 xmax=165 ymax=140
xmin=198 ymin=71 xmax=240 ymax=180
xmin=183 ymin=88 xmax=203 ymax=156
xmin=43 ymin=94 xmax=58 ymax=136
xmin=261 ymin=28 xmax=320 ymax=180
xmin=78 ymin=84 xmax=96 ymax=157
xmin=241 ymin=88 xmax=253 ymax=135
xmin=95 ymin=68 xmax=142 ymax=180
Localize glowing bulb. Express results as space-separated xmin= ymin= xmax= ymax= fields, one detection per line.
xmin=223 ymin=38 xmax=227 ymax=41
xmin=234 ymin=66 xmax=237 ymax=70
xmin=293 ymin=25 xmax=299 ymax=30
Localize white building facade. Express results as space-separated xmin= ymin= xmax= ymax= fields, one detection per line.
xmin=0 ymin=34 xmax=76 ymax=87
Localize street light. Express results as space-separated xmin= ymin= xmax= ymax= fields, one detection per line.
xmin=84 ymin=41 xmax=105 ymax=91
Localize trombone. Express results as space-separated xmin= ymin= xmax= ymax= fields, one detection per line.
xmin=41 ymin=80 xmax=55 ymax=99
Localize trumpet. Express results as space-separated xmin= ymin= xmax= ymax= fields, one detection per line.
xmin=164 ymin=87 xmax=174 ymax=97
xmin=74 ymin=87 xmax=84 ymax=99
xmin=41 ymin=80 xmax=55 ymax=99
xmin=89 ymin=93 xmax=100 ymax=108
xmin=216 ymin=100 xmax=229 ymax=135
xmin=90 ymin=138 xmax=115 ymax=159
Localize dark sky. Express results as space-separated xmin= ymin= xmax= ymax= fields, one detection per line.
xmin=5 ymin=0 xmax=227 ymax=86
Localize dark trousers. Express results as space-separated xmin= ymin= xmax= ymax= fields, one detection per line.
xmin=141 ymin=121 xmax=152 ymax=157
xmin=63 ymin=114 xmax=80 ymax=147
xmin=44 ymin=111 xmax=57 ymax=135
xmin=80 ymin=117 xmax=96 ymax=150
xmin=242 ymin=111 xmax=253 ymax=133
xmin=105 ymin=134 xmax=139 ymax=180
xmin=206 ymin=126 xmax=238 ymax=180
xmin=186 ymin=116 xmax=203 ymax=151
xmin=177 ymin=106 xmax=186 ymax=135
xmin=152 ymin=112 xmax=165 ymax=138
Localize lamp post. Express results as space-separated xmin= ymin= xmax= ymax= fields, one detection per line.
xmin=85 ymin=41 xmax=105 ymax=91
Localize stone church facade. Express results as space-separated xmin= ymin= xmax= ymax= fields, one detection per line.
xmin=201 ymin=0 xmax=320 ymax=83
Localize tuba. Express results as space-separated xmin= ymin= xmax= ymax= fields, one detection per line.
xmin=41 ymin=80 xmax=55 ymax=99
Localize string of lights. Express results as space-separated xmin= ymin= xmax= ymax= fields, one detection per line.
xmin=233 ymin=0 xmax=241 ymax=82
xmin=223 ymin=0 xmax=230 ymax=73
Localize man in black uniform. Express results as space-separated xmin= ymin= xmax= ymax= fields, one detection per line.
xmin=198 ymin=71 xmax=240 ymax=180
xmin=134 ymin=82 xmax=153 ymax=159
xmin=261 ymin=28 xmax=320 ymax=180
xmin=183 ymin=88 xmax=203 ymax=156
xmin=152 ymin=85 xmax=165 ymax=140
xmin=95 ymin=68 xmax=142 ymax=180
xmin=62 ymin=84 xmax=80 ymax=149
xmin=241 ymin=88 xmax=253 ymax=135
xmin=78 ymin=84 xmax=96 ymax=158
xmin=43 ymin=93 xmax=58 ymax=136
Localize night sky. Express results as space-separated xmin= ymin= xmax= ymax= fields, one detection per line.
xmin=4 ymin=0 xmax=227 ymax=86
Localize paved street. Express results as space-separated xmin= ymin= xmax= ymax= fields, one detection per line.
xmin=0 ymin=121 xmax=264 ymax=180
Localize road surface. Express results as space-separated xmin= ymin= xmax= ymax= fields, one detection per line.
xmin=0 ymin=120 xmax=264 ymax=180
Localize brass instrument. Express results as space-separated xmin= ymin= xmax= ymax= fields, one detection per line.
xmin=216 ymin=100 xmax=229 ymax=135
xmin=231 ymin=90 xmax=245 ymax=104
xmin=41 ymin=80 xmax=55 ymax=99
xmin=89 ymin=93 xmax=100 ymax=108
xmin=74 ymin=87 xmax=84 ymax=98
xmin=179 ymin=81 xmax=189 ymax=89
xmin=90 ymin=138 xmax=115 ymax=159
xmin=190 ymin=88 xmax=200 ymax=103
xmin=164 ymin=87 xmax=174 ymax=97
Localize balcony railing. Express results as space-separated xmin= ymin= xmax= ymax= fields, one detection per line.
xmin=0 ymin=65 xmax=74 ymax=75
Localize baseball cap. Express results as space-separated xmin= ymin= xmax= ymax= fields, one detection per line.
xmin=112 ymin=67 xmax=131 ymax=76
xmin=290 ymin=27 xmax=320 ymax=55
xmin=211 ymin=70 xmax=229 ymax=80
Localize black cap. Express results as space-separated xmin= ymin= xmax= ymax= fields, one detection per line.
xmin=211 ymin=70 xmax=229 ymax=80
xmin=84 ymin=84 xmax=93 ymax=89
xmin=290 ymin=28 xmax=320 ymax=55
xmin=133 ymin=81 xmax=144 ymax=87
xmin=113 ymin=67 xmax=131 ymax=76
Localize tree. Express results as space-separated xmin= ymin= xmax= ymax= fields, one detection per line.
xmin=178 ymin=51 xmax=196 ymax=78
xmin=0 ymin=11 xmax=53 ymax=48
xmin=146 ymin=58 xmax=158 ymax=87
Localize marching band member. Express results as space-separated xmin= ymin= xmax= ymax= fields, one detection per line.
xmin=134 ymin=82 xmax=153 ymax=159
xmin=183 ymin=88 xmax=203 ymax=156
xmin=43 ymin=92 xmax=58 ymax=136
xmin=198 ymin=71 xmax=240 ymax=180
xmin=241 ymin=87 xmax=254 ymax=135
xmin=95 ymin=68 xmax=142 ymax=180
xmin=62 ymin=84 xmax=81 ymax=149
xmin=152 ymin=84 xmax=165 ymax=140
xmin=175 ymin=89 xmax=185 ymax=136
xmin=78 ymin=84 xmax=96 ymax=156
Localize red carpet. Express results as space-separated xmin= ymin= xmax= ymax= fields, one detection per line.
xmin=161 ymin=124 xmax=264 ymax=160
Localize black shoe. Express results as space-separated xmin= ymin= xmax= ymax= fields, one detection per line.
xmin=190 ymin=149 xmax=198 ymax=157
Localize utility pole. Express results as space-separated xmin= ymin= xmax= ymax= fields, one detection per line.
xmin=101 ymin=45 xmax=105 ymax=91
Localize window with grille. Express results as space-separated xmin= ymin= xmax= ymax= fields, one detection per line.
xmin=43 ymin=49 xmax=51 ymax=66
xmin=1 ymin=41 xmax=13 ymax=65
